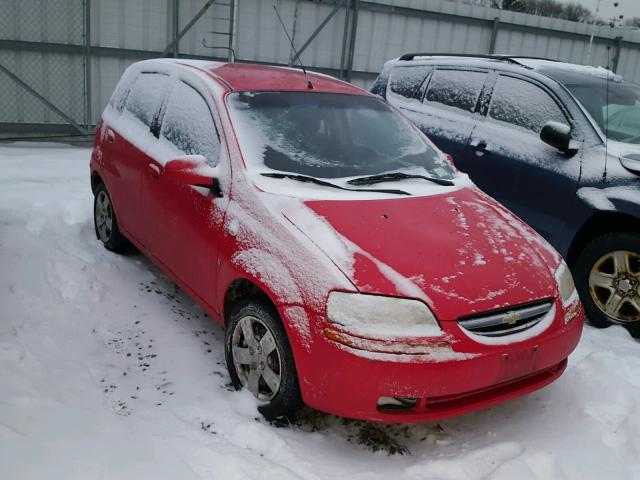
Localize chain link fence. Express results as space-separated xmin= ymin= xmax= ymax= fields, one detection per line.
xmin=0 ymin=0 xmax=88 ymax=135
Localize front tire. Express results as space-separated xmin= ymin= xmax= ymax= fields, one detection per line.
xmin=574 ymin=232 xmax=640 ymax=337
xmin=225 ymin=299 xmax=303 ymax=419
xmin=93 ymin=183 xmax=130 ymax=253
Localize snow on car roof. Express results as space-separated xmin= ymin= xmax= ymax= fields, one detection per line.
xmin=165 ymin=59 xmax=366 ymax=94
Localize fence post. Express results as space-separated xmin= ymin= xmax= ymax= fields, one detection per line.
xmin=339 ymin=0 xmax=351 ymax=79
xmin=228 ymin=0 xmax=235 ymax=62
xmin=173 ymin=0 xmax=179 ymax=58
xmin=83 ymin=0 xmax=92 ymax=129
xmin=345 ymin=0 xmax=359 ymax=82
xmin=489 ymin=17 xmax=499 ymax=54
xmin=612 ymin=36 xmax=623 ymax=73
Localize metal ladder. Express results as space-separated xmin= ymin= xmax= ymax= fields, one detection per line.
xmin=202 ymin=0 xmax=236 ymax=61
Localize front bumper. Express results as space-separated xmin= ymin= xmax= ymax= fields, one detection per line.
xmin=291 ymin=301 xmax=584 ymax=423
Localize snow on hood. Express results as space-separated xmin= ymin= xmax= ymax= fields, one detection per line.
xmin=282 ymin=187 xmax=561 ymax=320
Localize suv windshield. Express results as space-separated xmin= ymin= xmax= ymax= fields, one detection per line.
xmin=228 ymin=91 xmax=455 ymax=179
xmin=567 ymin=82 xmax=640 ymax=144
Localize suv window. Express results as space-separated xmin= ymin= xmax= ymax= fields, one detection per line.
xmin=489 ymin=75 xmax=567 ymax=133
xmin=425 ymin=69 xmax=486 ymax=112
xmin=160 ymin=81 xmax=221 ymax=166
xmin=389 ymin=66 xmax=430 ymax=99
xmin=124 ymin=72 xmax=170 ymax=127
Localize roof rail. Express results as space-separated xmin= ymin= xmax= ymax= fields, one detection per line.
xmin=398 ymin=53 xmax=560 ymax=64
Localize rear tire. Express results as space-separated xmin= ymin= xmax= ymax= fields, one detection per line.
xmin=574 ymin=232 xmax=640 ymax=338
xmin=93 ymin=183 xmax=130 ymax=253
xmin=225 ymin=298 xmax=304 ymax=419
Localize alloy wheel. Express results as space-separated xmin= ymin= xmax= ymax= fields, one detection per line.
xmin=231 ymin=315 xmax=282 ymax=401
xmin=588 ymin=250 xmax=640 ymax=323
xmin=95 ymin=190 xmax=114 ymax=243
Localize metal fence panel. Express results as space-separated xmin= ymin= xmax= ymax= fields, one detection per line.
xmin=0 ymin=0 xmax=84 ymax=44
xmin=3 ymin=0 xmax=640 ymax=134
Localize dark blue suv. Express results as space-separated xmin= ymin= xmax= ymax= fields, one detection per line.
xmin=373 ymin=54 xmax=640 ymax=336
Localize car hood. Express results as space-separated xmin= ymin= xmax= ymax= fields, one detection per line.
xmin=285 ymin=187 xmax=560 ymax=321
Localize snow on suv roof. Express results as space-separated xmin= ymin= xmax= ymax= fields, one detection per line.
xmin=513 ymin=58 xmax=622 ymax=82
xmin=389 ymin=54 xmax=626 ymax=86
xmin=169 ymin=59 xmax=365 ymax=94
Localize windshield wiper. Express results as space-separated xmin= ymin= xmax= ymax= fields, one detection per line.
xmin=260 ymin=172 xmax=410 ymax=195
xmin=347 ymin=171 xmax=455 ymax=187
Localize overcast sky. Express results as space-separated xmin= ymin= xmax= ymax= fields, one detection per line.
xmin=559 ymin=0 xmax=640 ymax=21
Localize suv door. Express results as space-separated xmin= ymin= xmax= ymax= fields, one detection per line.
xmin=461 ymin=73 xmax=582 ymax=247
xmin=144 ymin=79 xmax=229 ymax=308
xmin=107 ymin=71 xmax=170 ymax=246
xmin=387 ymin=66 xmax=489 ymax=161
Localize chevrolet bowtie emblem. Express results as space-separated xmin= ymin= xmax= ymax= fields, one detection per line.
xmin=503 ymin=312 xmax=521 ymax=325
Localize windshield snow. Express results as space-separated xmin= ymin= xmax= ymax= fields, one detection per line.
xmin=227 ymin=91 xmax=455 ymax=179
xmin=568 ymin=82 xmax=640 ymax=144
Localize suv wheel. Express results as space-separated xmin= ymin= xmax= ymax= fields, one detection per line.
xmin=225 ymin=299 xmax=303 ymax=419
xmin=93 ymin=183 xmax=130 ymax=253
xmin=575 ymin=232 xmax=640 ymax=337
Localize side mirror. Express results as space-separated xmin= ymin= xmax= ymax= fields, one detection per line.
xmin=164 ymin=155 xmax=223 ymax=197
xmin=540 ymin=121 xmax=576 ymax=154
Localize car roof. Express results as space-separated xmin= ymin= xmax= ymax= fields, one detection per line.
xmin=388 ymin=54 xmax=632 ymax=88
xmin=148 ymin=58 xmax=367 ymax=95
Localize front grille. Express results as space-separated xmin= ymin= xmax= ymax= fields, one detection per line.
xmin=458 ymin=301 xmax=553 ymax=337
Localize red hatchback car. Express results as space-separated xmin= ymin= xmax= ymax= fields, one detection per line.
xmin=91 ymin=59 xmax=584 ymax=422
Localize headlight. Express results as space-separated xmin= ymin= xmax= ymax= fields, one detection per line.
xmin=326 ymin=292 xmax=441 ymax=338
xmin=555 ymin=261 xmax=577 ymax=306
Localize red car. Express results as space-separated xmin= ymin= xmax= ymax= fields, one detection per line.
xmin=91 ymin=59 xmax=584 ymax=422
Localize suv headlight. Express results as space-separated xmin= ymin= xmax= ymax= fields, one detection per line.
xmin=555 ymin=261 xmax=577 ymax=306
xmin=326 ymin=292 xmax=441 ymax=338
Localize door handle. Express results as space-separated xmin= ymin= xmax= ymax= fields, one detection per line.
xmin=105 ymin=129 xmax=115 ymax=144
xmin=471 ymin=141 xmax=490 ymax=157
xmin=147 ymin=163 xmax=161 ymax=178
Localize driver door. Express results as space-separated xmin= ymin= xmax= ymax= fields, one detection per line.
xmin=144 ymin=78 xmax=230 ymax=308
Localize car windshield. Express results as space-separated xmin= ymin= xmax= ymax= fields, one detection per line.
xmin=567 ymin=82 xmax=640 ymax=144
xmin=227 ymin=91 xmax=455 ymax=179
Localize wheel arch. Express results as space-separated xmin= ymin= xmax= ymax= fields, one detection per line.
xmin=90 ymin=170 xmax=104 ymax=194
xmin=222 ymin=277 xmax=279 ymax=327
xmin=567 ymin=211 xmax=640 ymax=267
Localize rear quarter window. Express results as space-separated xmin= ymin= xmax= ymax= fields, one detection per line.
xmin=123 ymin=72 xmax=170 ymax=127
xmin=107 ymin=68 xmax=137 ymax=113
xmin=388 ymin=66 xmax=430 ymax=99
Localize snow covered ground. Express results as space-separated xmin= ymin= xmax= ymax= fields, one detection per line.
xmin=1 ymin=141 xmax=639 ymax=480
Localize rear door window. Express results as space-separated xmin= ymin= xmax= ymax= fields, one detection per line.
xmin=160 ymin=81 xmax=221 ymax=166
xmin=424 ymin=69 xmax=487 ymax=113
xmin=124 ymin=72 xmax=170 ymax=128
xmin=488 ymin=75 xmax=568 ymax=133
xmin=388 ymin=66 xmax=431 ymax=99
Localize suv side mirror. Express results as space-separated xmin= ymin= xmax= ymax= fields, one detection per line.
xmin=164 ymin=155 xmax=223 ymax=197
xmin=540 ymin=121 xmax=575 ymax=154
